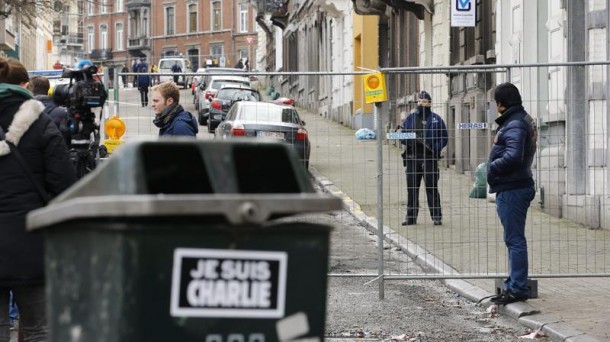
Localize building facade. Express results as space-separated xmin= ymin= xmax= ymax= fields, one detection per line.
xmin=150 ymin=0 xmax=258 ymax=72
xmin=81 ymin=0 xmax=258 ymax=77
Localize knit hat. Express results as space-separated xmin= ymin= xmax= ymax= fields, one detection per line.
xmin=418 ymin=91 xmax=432 ymax=101
xmin=417 ymin=91 xmax=432 ymax=107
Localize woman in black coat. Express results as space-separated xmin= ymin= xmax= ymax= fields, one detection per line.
xmin=0 ymin=57 xmax=76 ymax=341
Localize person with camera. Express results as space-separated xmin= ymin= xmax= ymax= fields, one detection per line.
xmin=399 ymin=90 xmax=448 ymax=226
xmin=27 ymin=76 xmax=70 ymax=144
xmin=0 ymin=57 xmax=76 ymax=341
xmin=136 ymin=64 xmax=152 ymax=107
xmin=151 ymin=81 xmax=198 ymax=137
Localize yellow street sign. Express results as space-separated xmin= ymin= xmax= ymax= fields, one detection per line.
xmin=103 ymin=139 xmax=123 ymax=154
xmin=363 ymin=72 xmax=387 ymax=104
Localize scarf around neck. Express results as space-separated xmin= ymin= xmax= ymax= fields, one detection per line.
xmin=153 ymin=103 xmax=183 ymax=128
xmin=0 ymin=83 xmax=34 ymax=101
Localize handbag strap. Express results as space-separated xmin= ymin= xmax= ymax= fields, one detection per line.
xmin=0 ymin=126 xmax=50 ymax=205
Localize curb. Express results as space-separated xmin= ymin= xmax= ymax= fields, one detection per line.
xmin=309 ymin=167 xmax=602 ymax=342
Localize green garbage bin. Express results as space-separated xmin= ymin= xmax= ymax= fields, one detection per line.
xmin=27 ymin=140 xmax=342 ymax=342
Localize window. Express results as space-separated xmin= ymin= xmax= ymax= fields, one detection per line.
xmin=87 ymin=1 xmax=94 ymax=15
xmin=87 ymin=26 xmax=94 ymax=53
xmin=100 ymin=25 xmax=108 ymax=49
xmin=187 ymin=48 xmax=199 ymax=70
xmin=115 ymin=0 xmax=123 ymax=12
xmin=238 ymin=48 xmax=249 ymax=60
xmin=188 ymin=4 xmax=198 ymax=33
xmin=239 ymin=2 xmax=248 ymax=33
xmin=165 ymin=6 xmax=175 ymax=35
xmin=210 ymin=43 xmax=223 ymax=59
xmin=101 ymin=0 xmax=107 ymax=14
xmin=115 ymin=23 xmax=123 ymax=50
xmin=212 ymin=1 xmax=221 ymax=31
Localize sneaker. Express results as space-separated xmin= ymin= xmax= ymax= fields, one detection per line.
xmin=401 ymin=219 xmax=417 ymax=226
xmin=490 ymin=290 xmax=528 ymax=305
xmin=433 ymin=219 xmax=442 ymax=226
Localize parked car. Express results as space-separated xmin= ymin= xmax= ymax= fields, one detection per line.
xmin=196 ymin=75 xmax=251 ymax=126
xmin=215 ymin=101 xmax=311 ymax=169
xmin=208 ymin=85 xmax=262 ymax=133
xmin=158 ymin=57 xmax=192 ymax=89
xmin=192 ymin=67 xmax=207 ymax=99
xmin=197 ymin=67 xmax=246 ymax=91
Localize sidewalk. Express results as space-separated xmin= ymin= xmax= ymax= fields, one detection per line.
xmin=295 ymin=104 xmax=609 ymax=342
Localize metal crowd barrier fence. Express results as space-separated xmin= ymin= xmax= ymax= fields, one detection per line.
xmin=105 ymin=63 xmax=610 ymax=300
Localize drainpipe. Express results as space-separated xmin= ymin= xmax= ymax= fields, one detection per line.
xmin=566 ymin=1 xmax=586 ymax=195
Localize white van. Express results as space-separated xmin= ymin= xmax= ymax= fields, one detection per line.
xmin=158 ymin=57 xmax=192 ymax=89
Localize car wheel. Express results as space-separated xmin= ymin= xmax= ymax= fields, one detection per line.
xmin=198 ymin=112 xmax=206 ymax=126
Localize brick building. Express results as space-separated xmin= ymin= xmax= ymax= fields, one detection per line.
xmin=83 ymin=0 xmax=258 ymax=73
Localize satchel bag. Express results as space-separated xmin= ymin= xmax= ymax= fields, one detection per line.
xmin=0 ymin=126 xmax=50 ymax=205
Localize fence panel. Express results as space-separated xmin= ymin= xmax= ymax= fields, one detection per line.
xmin=111 ymin=64 xmax=610 ymax=284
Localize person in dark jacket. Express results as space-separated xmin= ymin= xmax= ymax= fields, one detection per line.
xmin=150 ymin=81 xmax=198 ymax=137
xmin=136 ymin=64 xmax=151 ymax=107
xmin=120 ymin=65 xmax=128 ymax=87
xmin=487 ymin=82 xmax=536 ymax=305
xmin=171 ymin=61 xmax=182 ymax=84
xmin=400 ymin=90 xmax=448 ymax=226
xmin=0 ymin=57 xmax=76 ymax=341
xmin=27 ymin=76 xmax=70 ymax=144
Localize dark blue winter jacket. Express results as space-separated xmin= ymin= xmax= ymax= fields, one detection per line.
xmin=400 ymin=108 xmax=448 ymax=159
xmin=487 ymin=105 xmax=535 ymax=193
xmin=159 ymin=108 xmax=198 ymax=137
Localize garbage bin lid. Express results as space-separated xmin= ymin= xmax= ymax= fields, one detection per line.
xmin=27 ymin=193 xmax=343 ymax=230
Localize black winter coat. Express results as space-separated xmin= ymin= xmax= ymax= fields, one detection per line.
xmin=0 ymin=97 xmax=76 ymax=286
xmin=487 ymin=105 xmax=536 ymax=193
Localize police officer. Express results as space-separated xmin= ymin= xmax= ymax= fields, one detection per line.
xmin=400 ymin=91 xmax=448 ymax=226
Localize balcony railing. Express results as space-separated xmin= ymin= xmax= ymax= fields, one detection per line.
xmin=58 ymin=33 xmax=83 ymax=46
xmin=256 ymin=0 xmax=289 ymax=28
xmin=89 ymin=48 xmax=113 ymax=61
xmin=128 ymin=37 xmax=150 ymax=49
xmin=126 ymin=0 xmax=151 ymax=9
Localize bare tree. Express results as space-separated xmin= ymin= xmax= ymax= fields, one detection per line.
xmin=0 ymin=0 xmax=69 ymax=27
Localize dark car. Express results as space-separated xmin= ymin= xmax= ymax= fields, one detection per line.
xmin=207 ymin=85 xmax=261 ymax=133
xmin=215 ymin=101 xmax=311 ymax=169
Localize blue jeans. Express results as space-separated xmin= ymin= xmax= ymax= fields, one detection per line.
xmin=496 ymin=187 xmax=535 ymax=297
xmin=8 ymin=292 xmax=17 ymax=324
xmin=0 ymin=286 xmax=48 ymax=342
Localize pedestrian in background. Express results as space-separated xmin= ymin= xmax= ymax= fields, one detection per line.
xmin=150 ymin=64 xmax=159 ymax=85
xmin=120 ymin=65 xmax=128 ymax=87
xmin=136 ymin=64 xmax=151 ymax=107
xmin=27 ymin=76 xmax=70 ymax=145
xmin=488 ymin=82 xmax=537 ymax=305
xmin=131 ymin=59 xmax=139 ymax=86
xmin=400 ymin=90 xmax=448 ymax=226
xmin=0 ymin=57 xmax=76 ymax=341
xmin=150 ymin=82 xmax=198 ymax=137
xmin=171 ymin=61 xmax=182 ymax=84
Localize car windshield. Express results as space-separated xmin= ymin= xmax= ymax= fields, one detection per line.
xmin=211 ymin=80 xmax=250 ymax=90
xmin=218 ymin=89 xmax=261 ymax=101
xmin=239 ymin=105 xmax=301 ymax=124
xmin=160 ymin=60 xmax=181 ymax=69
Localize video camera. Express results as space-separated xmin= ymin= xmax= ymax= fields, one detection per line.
xmin=52 ymin=63 xmax=107 ymax=178
xmin=53 ymin=64 xmax=107 ymax=112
